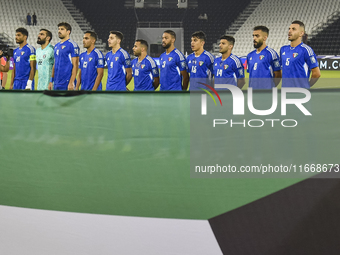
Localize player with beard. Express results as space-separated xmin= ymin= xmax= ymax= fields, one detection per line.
xmin=76 ymin=31 xmax=104 ymax=91
xmin=131 ymin=39 xmax=159 ymax=91
xmin=247 ymin=26 xmax=281 ymax=89
xmin=36 ymin=29 xmax=54 ymax=90
xmin=105 ymin=31 xmax=132 ymax=91
xmin=48 ymin=22 xmax=79 ymax=90
xmin=159 ymin=30 xmax=189 ymax=90
xmin=213 ymin=35 xmax=245 ymax=89
xmin=10 ymin=27 xmax=36 ymax=90
xmin=280 ymin=20 xmax=320 ymax=88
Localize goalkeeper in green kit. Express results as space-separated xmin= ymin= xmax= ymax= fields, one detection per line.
xmin=36 ymin=29 xmax=54 ymax=90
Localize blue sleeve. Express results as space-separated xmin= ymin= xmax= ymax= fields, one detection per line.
xmin=176 ymin=52 xmax=187 ymax=71
xmin=70 ymin=43 xmax=79 ymax=58
xmin=97 ymin=51 xmax=105 ymax=68
xmin=233 ymin=57 xmax=245 ymax=78
xmin=150 ymin=59 xmax=159 ymax=78
xmin=304 ymin=48 xmax=318 ymax=69
xmin=271 ymin=50 xmax=281 ymax=72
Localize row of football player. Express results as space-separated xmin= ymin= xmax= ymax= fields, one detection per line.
xmin=1 ymin=20 xmax=321 ymax=91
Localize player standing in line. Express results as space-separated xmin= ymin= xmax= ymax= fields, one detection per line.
xmin=280 ymin=20 xmax=320 ymax=88
xmin=247 ymin=26 xmax=281 ymax=89
xmin=0 ymin=51 xmax=10 ymax=89
xmin=36 ymin=29 xmax=54 ymax=90
xmin=159 ymin=30 xmax=189 ymax=91
xmin=131 ymin=39 xmax=159 ymax=91
xmin=186 ymin=31 xmax=214 ymax=90
xmin=48 ymin=22 xmax=79 ymax=90
xmin=10 ymin=28 xmax=36 ymax=90
xmin=76 ymin=31 xmax=104 ymax=91
xmin=214 ymin=35 xmax=245 ymax=89
xmin=106 ymin=31 xmax=132 ymax=91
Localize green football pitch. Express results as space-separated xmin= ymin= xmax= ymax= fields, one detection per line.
xmin=2 ymin=69 xmax=340 ymax=90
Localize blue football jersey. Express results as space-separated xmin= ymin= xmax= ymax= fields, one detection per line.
xmin=79 ymin=48 xmax=104 ymax=90
xmin=106 ymin=48 xmax=132 ymax=91
xmin=187 ymin=50 xmax=214 ymax=90
xmin=13 ymin=44 xmax=36 ymax=81
xmin=214 ymin=53 xmax=244 ymax=87
xmin=159 ymin=48 xmax=187 ymax=91
xmin=54 ymin=39 xmax=80 ymax=89
xmin=280 ymin=43 xmax=318 ymax=88
xmin=247 ymin=46 xmax=281 ymax=89
xmin=131 ymin=55 xmax=159 ymax=91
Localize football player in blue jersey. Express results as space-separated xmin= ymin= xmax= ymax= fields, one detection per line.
xmin=214 ymin=35 xmax=245 ymax=89
xmin=131 ymin=39 xmax=159 ymax=91
xmin=280 ymin=20 xmax=320 ymax=88
xmin=159 ymin=30 xmax=189 ymax=91
xmin=247 ymin=26 xmax=282 ymax=89
xmin=76 ymin=31 xmax=104 ymax=91
xmin=10 ymin=27 xmax=36 ymax=90
xmin=48 ymin=22 xmax=79 ymax=90
xmin=186 ymin=31 xmax=214 ymax=90
xmin=105 ymin=31 xmax=132 ymax=91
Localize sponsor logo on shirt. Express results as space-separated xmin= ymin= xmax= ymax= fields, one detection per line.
xmin=293 ymin=53 xmax=298 ymax=58
xmin=98 ymin=59 xmax=103 ymax=65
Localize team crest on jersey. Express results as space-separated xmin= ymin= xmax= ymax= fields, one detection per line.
xmin=89 ymin=58 xmax=93 ymax=62
xmin=293 ymin=53 xmax=298 ymax=58
xmin=62 ymin=46 xmax=66 ymax=50
xmin=259 ymin=55 xmax=265 ymax=60
xmin=141 ymin=64 xmax=145 ymax=69
xmin=21 ymin=52 xmax=25 ymax=55
xmin=199 ymin=61 xmax=204 ymax=66
xmin=282 ymin=52 xmax=286 ymax=55
xmin=115 ymin=57 xmax=119 ymax=61
xmin=43 ymin=54 xmax=46 ymax=59
xmin=189 ymin=60 xmax=191 ymax=64
xmin=168 ymin=57 xmax=173 ymax=61
xmin=224 ymin=65 xmax=229 ymax=70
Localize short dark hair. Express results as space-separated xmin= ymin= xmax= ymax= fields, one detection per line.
xmin=40 ymin=29 xmax=53 ymax=41
xmin=16 ymin=27 xmax=28 ymax=37
xmin=110 ymin=31 xmax=124 ymax=42
xmin=58 ymin=22 xmax=72 ymax=34
xmin=136 ymin=39 xmax=148 ymax=49
xmin=85 ymin=30 xmax=97 ymax=41
xmin=191 ymin=31 xmax=206 ymax=42
xmin=163 ymin=30 xmax=176 ymax=40
xmin=253 ymin=26 xmax=269 ymax=35
xmin=291 ymin=20 xmax=305 ymax=31
xmin=220 ymin=35 xmax=235 ymax=45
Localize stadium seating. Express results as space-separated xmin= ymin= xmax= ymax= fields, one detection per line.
xmin=71 ymin=0 xmax=251 ymax=55
xmin=308 ymin=15 xmax=340 ymax=55
xmin=0 ymin=0 xmax=86 ymax=51
xmin=228 ymin=0 xmax=340 ymax=57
